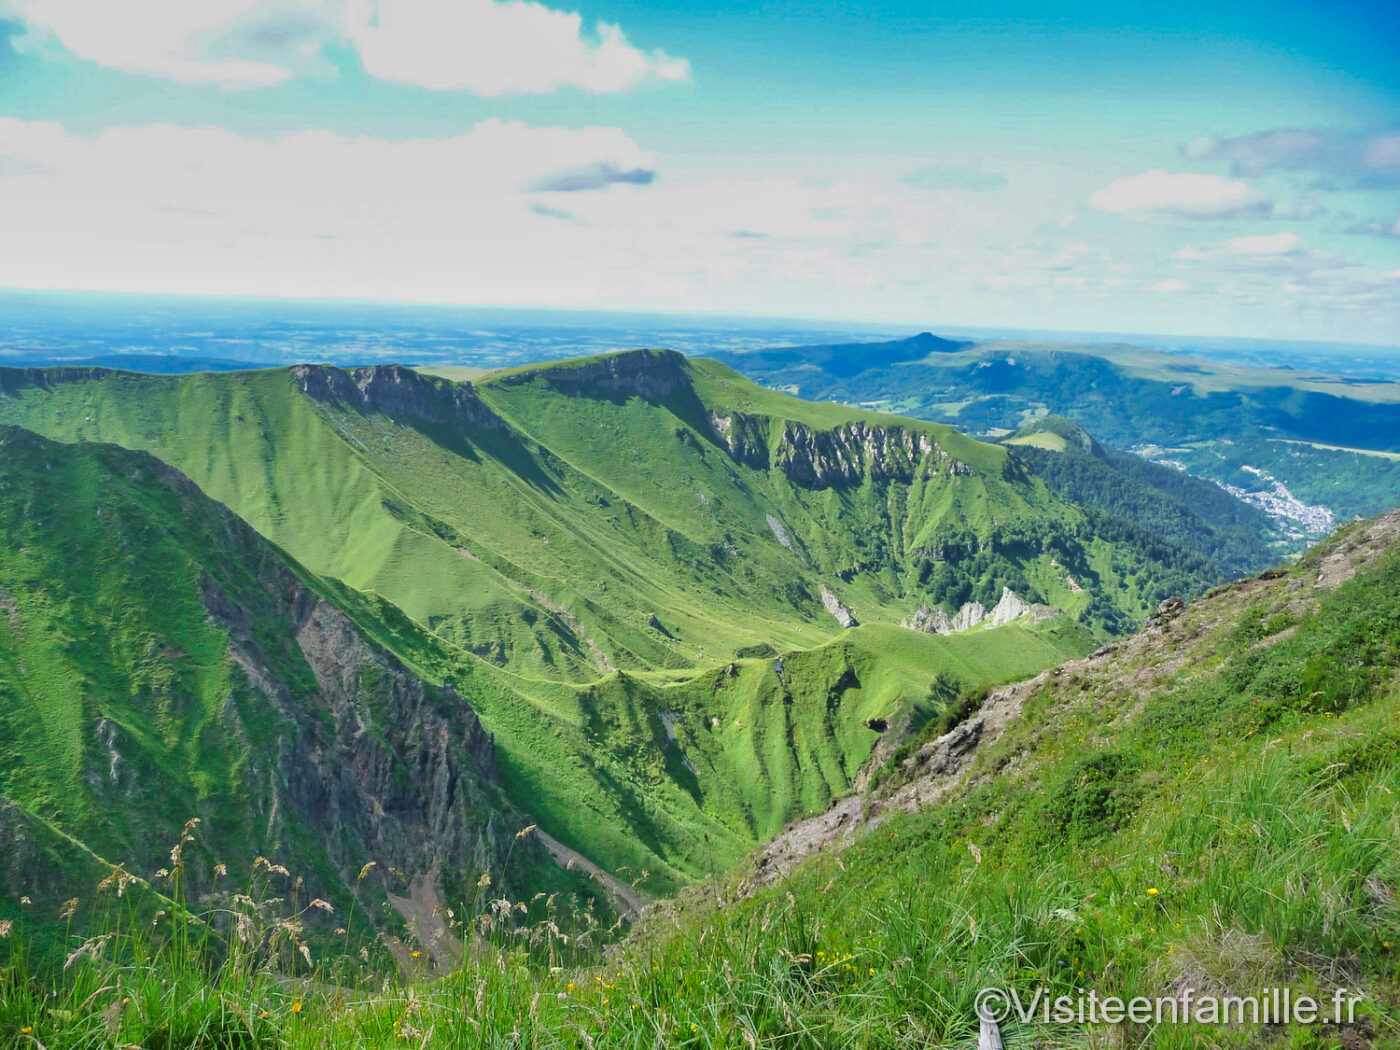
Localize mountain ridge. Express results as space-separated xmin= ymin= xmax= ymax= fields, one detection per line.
xmin=0 ymin=349 xmax=1240 ymax=902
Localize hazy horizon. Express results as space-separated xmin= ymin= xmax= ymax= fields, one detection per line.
xmin=2 ymin=288 xmax=1399 ymax=382
xmin=0 ymin=0 xmax=1397 ymax=345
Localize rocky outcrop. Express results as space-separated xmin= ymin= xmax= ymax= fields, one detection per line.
xmin=987 ymin=587 xmax=1036 ymax=626
xmin=950 ymin=600 xmax=987 ymax=632
xmin=200 ymin=565 xmax=524 ymax=923
xmin=902 ymin=604 xmax=952 ymax=634
xmin=773 ymin=420 xmax=971 ymax=488
xmin=766 ymin=514 xmax=794 ymax=551
xmin=292 ymin=363 xmax=505 ymax=431
xmin=707 ymin=411 xmax=769 ymax=468
xmin=491 ymin=348 xmax=691 ymax=399
xmin=704 ymin=410 xmax=974 ymax=489
xmin=820 ymin=585 xmax=858 ymax=628
xmin=903 ymin=587 xmax=1056 ymax=635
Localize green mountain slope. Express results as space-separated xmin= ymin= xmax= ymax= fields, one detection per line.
xmin=1003 ymin=415 xmax=1285 ymax=576
xmin=0 ymin=351 xmax=1237 ymax=897
xmin=7 ymin=506 xmax=1399 ymax=1049
xmin=715 ymin=334 xmax=1400 ymax=537
xmin=0 ymin=428 xmax=1089 ymax=922
xmin=0 ymin=352 xmax=1222 ymax=663
xmin=0 ymin=425 xmax=569 ymax=933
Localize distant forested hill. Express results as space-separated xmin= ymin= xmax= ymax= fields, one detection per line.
xmin=715 ymin=334 xmax=1400 ymax=537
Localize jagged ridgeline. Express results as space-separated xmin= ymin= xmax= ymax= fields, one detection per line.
xmin=0 ymin=351 xmax=1223 ymax=917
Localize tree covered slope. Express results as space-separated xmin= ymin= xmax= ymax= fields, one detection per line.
xmin=1003 ymin=415 xmax=1285 ymax=577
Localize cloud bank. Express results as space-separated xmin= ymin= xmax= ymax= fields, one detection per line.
xmin=1086 ymin=170 xmax=1270 ymax=221
xmin=0 ymin=0 xmax=690 ymax=94
xmin=1183 ymin=128 xmax=1400 ymax=189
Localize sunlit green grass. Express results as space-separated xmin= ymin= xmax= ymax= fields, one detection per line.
xmin=5 ymin=522 xmax=1400 ymax=1048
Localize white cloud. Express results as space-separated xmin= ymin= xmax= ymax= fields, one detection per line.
xmin=0 ymin=117 xmax=1112 ymax=321
xmin=0 ymin=117 xmax=665 ymax=301
xmin=1148 ymin=278 xmax=1190 ymax=293
xmin=0 ymin=0 xmax=688 ymax=94
xmin=1087 ymin=169 xmax=1270 ymax=221
xmin=1174 ymin=231 xmax=1303 ymax=261
xmin=0 ymin=118 xmax=970 ymax=313
xmin=0 ymin=117 xmax=1393 ymax=339
xmin=345 ymin=0 xmax=689 ymax=95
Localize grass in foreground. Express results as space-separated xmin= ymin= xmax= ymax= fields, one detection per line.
xmin=6 ymin=534 xmax=1400 ymax=1048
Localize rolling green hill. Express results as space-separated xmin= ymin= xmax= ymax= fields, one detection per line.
xmin=0 ymin=350 xmax=1230 ymax=911
xmin=0 ymin=351 xmax=1217 ymax=668
xmin=0 ymin=422 xmax=1091 ymax=926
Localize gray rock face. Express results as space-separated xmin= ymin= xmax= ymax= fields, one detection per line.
xmin=292 ymin=363 xmax=505 ymax=431
xmin=193 ymin=565 xmax=531 ymax=913
xmin=987 ymin=586 xmax=1033 ymax=626
xmin=949 ymin=600 xmax=987 ymax=632
xmin=820 ymin=585 xmax=859 ymax=628
xmin=905 ymin=717 xmax=984 ymax=778
xmin=766 ymin=514 xmax=794 ymax=550
xmin=902 ymin=604 xmax=952 ymax=634
xmin=903 ymin=587 xmax=1056 ymax=635
xmin=707 ymin=411 xmax=769 ymax=468
xmin=706 ymin=411 xmax=974 ymax=490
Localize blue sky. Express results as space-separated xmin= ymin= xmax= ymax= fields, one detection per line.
xmin=0 ymin=0 xmax=1397 ymax=343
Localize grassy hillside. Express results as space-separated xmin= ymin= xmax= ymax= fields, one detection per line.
xmin=0 ymin=406 xmax=1092 ymax=918
xmin=0 ymin=353 xmax=1217 ymax=670
xmin=0 ymin=425 xmax=581 ymax=946
xmin=715 ymin=334 xmax=1400 ymax=536
xmin=0 ymin=425 xmax=1092 ymax=934
xmin=0 ymin=349 xmax=1244 ymax=919
xmin=1003 ymin=415 xmax=1285 ymax=577
xmin=5 ymin=510 xmax=1398 ymax=1048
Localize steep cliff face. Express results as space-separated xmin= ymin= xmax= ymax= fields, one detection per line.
xmin=903 ymin=587 xmax=1058 ymax=635
xmin=0 ymin=427 xmax=543 ymax=924
xmin=706 ymin=410 xmax=769 ymax=469
xmin=705 ymin=411 xmax=977 ymax=489
xmin=292 ymin=363 xmax=505 ymax=432
xmin=773 ymin=419 xmax=969 ymax=488
xmin=201 ymin=574 xmax=512 ymax=911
